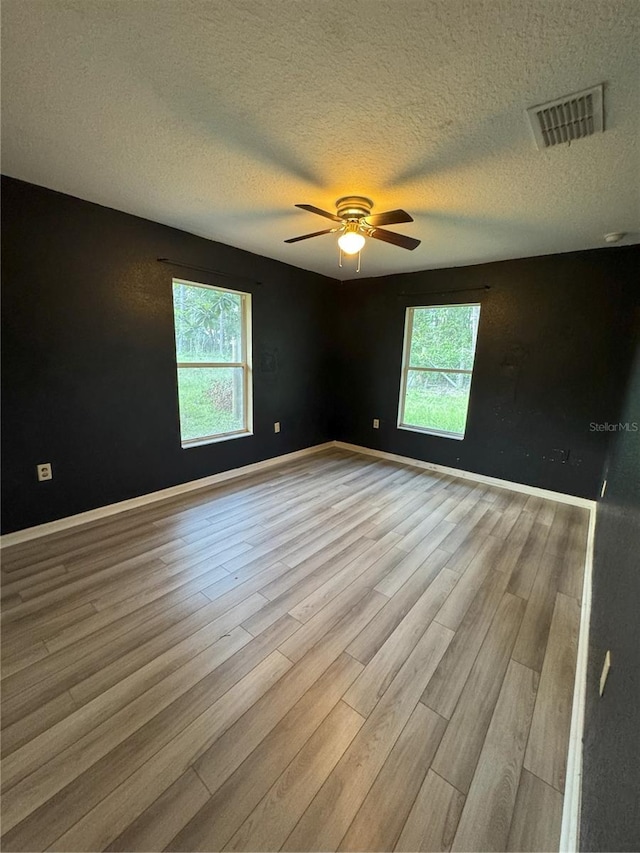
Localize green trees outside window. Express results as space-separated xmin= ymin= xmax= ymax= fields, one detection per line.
xmin=172 ymin=280 xmax=252 ymax=445
xmin=399 ymin=304 xmax=481 ymax=439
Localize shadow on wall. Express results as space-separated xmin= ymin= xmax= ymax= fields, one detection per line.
xmin=581 ymin=308 xmax=640 ymax=852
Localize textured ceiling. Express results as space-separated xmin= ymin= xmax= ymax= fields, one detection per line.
xmin=2 ymin=0 xmax=639 ymax=280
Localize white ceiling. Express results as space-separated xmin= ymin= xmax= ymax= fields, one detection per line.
xmin=2 ymin=0 xmax=639 ymax=280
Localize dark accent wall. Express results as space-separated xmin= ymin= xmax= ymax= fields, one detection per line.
xmin=1 ymin=176 xmax=337 ymax=534
xmin=3 ymin=175 xmax=638 ymax=535
xmin=334 ymin=248 xmax=639 ymax=499
xmin=3 ymin=176 xmax=639 ymax=849
xmin=581 ymin=314 xmax=640 ymax=852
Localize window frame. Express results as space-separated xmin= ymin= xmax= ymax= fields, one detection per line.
xmin=397 ymin=302 xmax=480 ymax=441
xmin=172 ymin=278 xmax=253 ymax=448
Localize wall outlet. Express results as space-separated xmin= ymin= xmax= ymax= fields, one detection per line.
xmin=373 ymin=418 xmax=380 ymax=429
xmin=37 ymin=462 xmax=53 ymax=482
xmin=599 ymin=649 xmax=611 ymax=696
xmin=274 ymin=422 xmax=280 ymax=434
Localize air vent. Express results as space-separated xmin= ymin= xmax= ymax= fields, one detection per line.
xmin=527 ymin=84 xmax=604 ymax=150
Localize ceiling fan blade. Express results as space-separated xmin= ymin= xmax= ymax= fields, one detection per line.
xmin=370 ymin=228 xmax=421 ymax=251
xmin=365 ymin=209 xmax=414 ymax=227
xmin=295 ymin=204 xmax=343 ymax=223
xmin=284 ymin=228 xmax=336 ymax=244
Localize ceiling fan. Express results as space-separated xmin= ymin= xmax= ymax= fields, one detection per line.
xmin=285 ymin=196 xmax=420 ymax=270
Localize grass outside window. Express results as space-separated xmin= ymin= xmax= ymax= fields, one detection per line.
xmin=398 ymin=304 xmax=480 ymax=439
xmin=172 ymin=279 xmax=252 ymax=446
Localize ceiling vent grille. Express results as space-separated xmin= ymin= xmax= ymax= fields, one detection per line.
xmin=527 ymin=84 xmax=604 ymax=150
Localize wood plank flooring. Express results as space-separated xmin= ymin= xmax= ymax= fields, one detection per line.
xmin=0 ymin=448 xmax=589 ymax=852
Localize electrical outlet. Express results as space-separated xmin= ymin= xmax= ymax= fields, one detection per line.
xmin=37 ymin=463 xmax=53 ymax=482
xmin=274 ymin=422 xmax=280 ymax=434
xmin=373 ymin=418 xmax=380 ymax=429
xmin=599 ymin=650 xmax=611 ymax=696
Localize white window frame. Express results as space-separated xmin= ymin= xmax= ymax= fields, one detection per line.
xmin=397 ymin=302 xmax=480 ymax=441
xmin=172 ymin=278 xmax=253 ymax=448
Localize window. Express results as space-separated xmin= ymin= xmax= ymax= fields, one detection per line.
xmin=172 ymin=279 xmax=252 ymax=447
xmin=398 ymin=303 xmax=480 ymax=440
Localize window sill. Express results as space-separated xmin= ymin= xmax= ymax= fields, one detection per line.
xmin=397 ymin=423 xmax=465 ymax=441
xmin=181 ymin=430 xmax=254 ymax=449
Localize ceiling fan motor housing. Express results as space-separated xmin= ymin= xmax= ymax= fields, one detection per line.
xmin=335 ymin=196 xmax=374 ymax=220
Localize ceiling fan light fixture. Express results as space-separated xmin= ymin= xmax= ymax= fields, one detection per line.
xmin=337 ymin=227 xmax=365 ymax=255
xmin=285 ymin=197 xmax=420 ymax=266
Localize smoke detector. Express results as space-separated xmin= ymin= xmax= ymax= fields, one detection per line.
xmin=527 ymin=84 xmax=604 ymax=150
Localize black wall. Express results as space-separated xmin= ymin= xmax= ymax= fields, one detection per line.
xmin=3 ymin=176 xmax=639 ymax=848
xmin=2 ymin=175 xmax=638 ymax=535
xmin=581 ymin=315 xmax=640 ymax=851
xmin=1 ymin=176 xmax=337 ymax=534
xmin=333 ymin=249 xmax=639 ymax=499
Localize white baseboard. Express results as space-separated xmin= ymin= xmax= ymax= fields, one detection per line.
xmin=0 ymin=442 xmax=334 ymax=548
xmin=2 ymin=434 xmax=594 ymax=847
xmin=3 ymin=438 xmax=595 ymax=549
xmin=335 ymin=439 xmax=594 ymax=852
xmin=333 ymin=441 xmax=596 ymax=510
xmin=560 ymin=503 xmax=596 ymax=852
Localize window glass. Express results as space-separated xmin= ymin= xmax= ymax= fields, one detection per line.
xmin=399 ymin=304 xmax=480 ymax=439
xmin=172 ymin=280 xmax=251 ymax=445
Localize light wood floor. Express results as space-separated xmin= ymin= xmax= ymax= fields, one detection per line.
xmin=0 ymin=448 xmax=589 ymax=852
